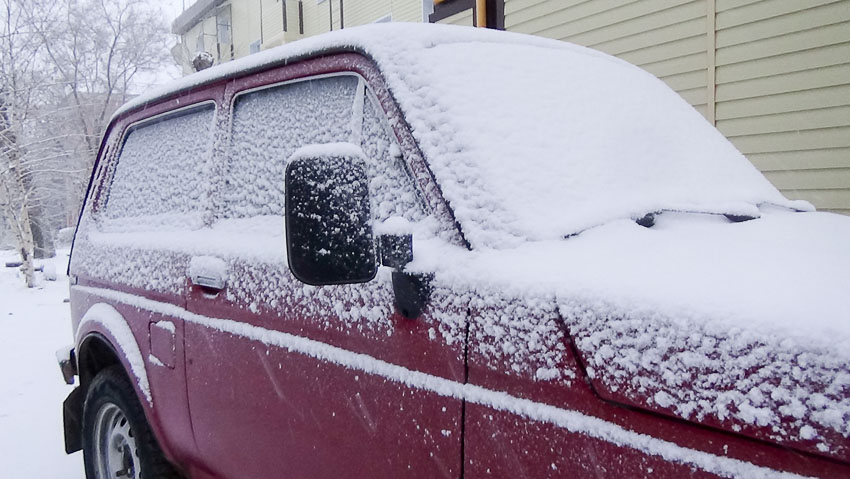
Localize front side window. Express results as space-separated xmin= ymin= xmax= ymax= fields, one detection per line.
xmin=222 ymin=75 xmax=359 ymax=219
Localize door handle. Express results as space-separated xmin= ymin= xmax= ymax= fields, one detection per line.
xmin=189 ymin=256 xmax=228 ymax=292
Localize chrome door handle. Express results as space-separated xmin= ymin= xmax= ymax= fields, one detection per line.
xmin=189 ymin=256 xmax=228 ymax=292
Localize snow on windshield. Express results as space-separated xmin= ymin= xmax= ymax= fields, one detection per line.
xmin=389 ymin=41 xmax=806 ymax=248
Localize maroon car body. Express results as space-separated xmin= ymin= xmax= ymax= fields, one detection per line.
xmin=61 ymin=24 xmax=850 ymax=478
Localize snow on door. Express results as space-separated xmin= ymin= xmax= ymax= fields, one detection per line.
xmin=183 ymin=72 xmax=466 ymax=478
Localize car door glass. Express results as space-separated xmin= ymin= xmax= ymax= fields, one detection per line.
xmin=360 ymin=90 xmax=425 ymax=224
xmin=222 ymin=75 xmax=358 ymax=219
xmin=218 ymin=74 xmax=425 ymax=254
xmin=103 ymin=105 xmax=215 ymax=230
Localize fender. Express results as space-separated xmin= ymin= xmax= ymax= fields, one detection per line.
xmin=76 ymin=302 xmax=152 ymax=405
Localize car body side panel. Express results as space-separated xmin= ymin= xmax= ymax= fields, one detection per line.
xmin=69 ymin=288 xmax=196 ymax=469
xmin=464 ymin=300 xmax=850 ymax=478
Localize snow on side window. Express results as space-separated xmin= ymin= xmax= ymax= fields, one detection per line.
xmin=221 ymin=75 xmax=358 ymax=219
xmin=103 ymin=105 xmax=215 ymax=230
xmin=360 ymin=91 xmax=424 ymax=223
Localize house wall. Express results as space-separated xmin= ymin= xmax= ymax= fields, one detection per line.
xmin=501 ymin=0 xmax=850 ymax=215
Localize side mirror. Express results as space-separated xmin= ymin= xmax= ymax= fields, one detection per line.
xmin=285 ymin=148 xmax=377 ymax=285
xmin=379 ymin=233 xmax=432 ymax=319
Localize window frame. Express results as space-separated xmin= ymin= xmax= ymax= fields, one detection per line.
xmin=220 ymin=71 xmax=426 ymax=222
xmin=98 ymin=101 xmax=219 ymax=224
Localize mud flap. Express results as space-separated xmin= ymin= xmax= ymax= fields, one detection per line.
xmin=63 ymin=386 xmax=84 ymax=454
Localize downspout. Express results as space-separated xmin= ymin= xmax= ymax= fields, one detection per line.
xmin=475 ymin=0 xmax=486 ymax=28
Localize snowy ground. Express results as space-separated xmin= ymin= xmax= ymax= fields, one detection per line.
xmin=0 ymin=248 xmax=84 ymax=478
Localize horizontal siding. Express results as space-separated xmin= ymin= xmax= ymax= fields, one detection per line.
xmin=716 ymin=42 xmax=850 ymax=83
xmin=716 ymin=63 xmax=850 ymax=102
xmin=778 ymin=189 xmax=850 ymax=210
xmin=715 ymin=0 xmax=838 ymax=28
xmin=391 ymin=0 xmax=425 ymax=22
xmin=748 ymin=148 xmax=850 ymax=171
xmin=261 ymin=0 xmax=284 ymax=39
xmin=501 ymin=0 xmax=850 ymax=214
xmin=729 ymin=126 xmax=850 ymax=154
xmin=341 ymin=0 xmax=393 ymax=25
xmin=593 ymin=17 xmax=706 ymax=56
xmin=660 ymin=69 xmax=708 ymax=91
xmin=764 ymin=168 xmax=850 ymax=190
xmin=532 ymin=1 xmax=705 ymax=44
xmin=617 ymin=34 xmax=706 ymax=66
xmin=716 ymin=1 xmax=850 ymax=48
xmin=716 ymin=20 xmax=850 ymax=66
xmin=716 ymin=83 xmax=850 ymax=119
xmin=718 ymin=105 xmax=850 ymax=137
xmin=640 ymin=51 xmax=707 ymax=78
xmin=506 ymin=0 xmax=709 ymax=118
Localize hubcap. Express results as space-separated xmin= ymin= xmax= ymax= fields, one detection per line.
xmin=93 ymin=403 xmax=141 ymax=479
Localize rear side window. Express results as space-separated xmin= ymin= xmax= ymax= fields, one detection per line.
xmin=104 ymin=105 xmax=216 ymax=228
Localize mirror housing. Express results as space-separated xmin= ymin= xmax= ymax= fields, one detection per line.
xmin=379 ymin=233 xmax=432 ymax=319
xmin=285 ymin=147 xmax=377 ymax=285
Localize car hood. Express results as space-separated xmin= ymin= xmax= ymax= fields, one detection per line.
xmin=415 ymin=209 xmax=850 ymax=461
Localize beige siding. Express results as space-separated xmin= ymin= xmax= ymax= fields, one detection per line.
xmin=231 ymin=0 xmax=261 ymax=58
xmin=505 ymin=0 xmax=710 ymax=119
xmin=501 ymin=0 xmax=850 ymax=214
xmin=714 ymin=0 xmax=850 ymax=210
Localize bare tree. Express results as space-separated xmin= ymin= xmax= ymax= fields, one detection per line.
xmin=0 ymin=0 xmax=171 ymax=287
xmin=0 ymin=0 xmax=49 ymax=286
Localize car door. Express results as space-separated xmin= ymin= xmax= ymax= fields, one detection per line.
xmin=69 ymin=98 xmax=220 ymax=465
xmin=183 ymin=64 xmax=467 ymax=478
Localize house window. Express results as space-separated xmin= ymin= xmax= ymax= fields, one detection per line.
xmin=374 ymin=14 xmax=391 ymax=23
xmin=217 ymin=9 xmax=232 ymax=45
xmin=249 ymin=40 xmax=261 ymax=54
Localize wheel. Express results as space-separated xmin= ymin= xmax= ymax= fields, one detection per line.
xmin=82 ymin=366 xmax=182 ymax=479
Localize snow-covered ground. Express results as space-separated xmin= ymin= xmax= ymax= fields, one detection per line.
xmin=0 ymin=248 xmax=84 ymax=478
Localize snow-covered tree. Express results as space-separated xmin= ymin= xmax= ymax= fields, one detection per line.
xmin=0 ymin=0 xmax=171 ymax=287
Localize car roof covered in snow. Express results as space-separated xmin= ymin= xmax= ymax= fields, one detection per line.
xmin=117 ymin=23 xmax=809 ymax=249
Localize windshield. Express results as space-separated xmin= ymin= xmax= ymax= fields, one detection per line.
xmin=390 ymin=41 xmax=807 ymax=248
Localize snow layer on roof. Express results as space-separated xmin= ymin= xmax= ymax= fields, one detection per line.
xmin=114 ymin=23 xmax=807 ymax=248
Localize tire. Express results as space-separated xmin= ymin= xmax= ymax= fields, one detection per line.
xmin=82 ymin=366 xmax=182 ymax=479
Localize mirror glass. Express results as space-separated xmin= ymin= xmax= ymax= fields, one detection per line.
xmin=285 ymin=153 xmax=376 ymax=285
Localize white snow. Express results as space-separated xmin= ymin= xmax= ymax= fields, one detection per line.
xmin=410 ymin=207 xmax=850 ymax=451
xmin=0 ymin=249 xmax=84 ymax=478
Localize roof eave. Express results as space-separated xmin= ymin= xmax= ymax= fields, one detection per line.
xmin=171 ymin=0 xmax=227 ymax=35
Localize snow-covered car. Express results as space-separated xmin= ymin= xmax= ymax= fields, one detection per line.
xmin=59 ymin=23 xmax=850 ymax=478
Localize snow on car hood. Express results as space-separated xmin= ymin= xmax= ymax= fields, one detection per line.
xmin=414 ymin=208 xmax=850 ymax=459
